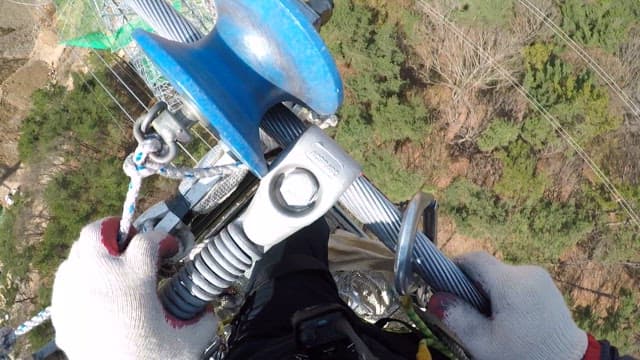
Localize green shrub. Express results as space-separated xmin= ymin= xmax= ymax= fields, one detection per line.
xmin=477 ymin=118 xmax=520 ymax=152
xmin=522 ymin=43 xmax=622 ymax=145
xmin=560 ymin=0 xmax=640 ymax=53
xmin=573 ymin=288 xmax=640 ymax=355
xmin=508 ymin=198 xmax=592 ymax=262
xmin=0 ymin=197 xmax=33 ymax=305
xmin=451 ymin=0 xmax=515 ymax=28
xmin=37 ymin=157 xmax=127 ymax=279
xmin=18 ymin=85 xmax=67 ymax=162
xmin=523 ymin=43 xmax=585 ymax=108
xmin=494 ymin=139 xmax=548 ymax=203
xmin=323 ymin=0 xmax=432 ymax=201
xmin=14 ymin=68 xmax=134 ymax=314
xmin=520 ymin=116 xmax=556 ymax=151
xmin=443 ymin=178 xmax=508 ymax=239
xmin=18 ymin=74 xmax=127 ymax=163
xmin=443 ymin=178 xmax=592 ymax=263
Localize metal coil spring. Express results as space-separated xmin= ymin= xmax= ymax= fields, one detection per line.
xmin=161 ymin=222 xmax=263 ymax=320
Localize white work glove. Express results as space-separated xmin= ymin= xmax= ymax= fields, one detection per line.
xmin=427 ymin=252 xmax=587 ymax=360
xmin=51 ymin=217 xmax=218 ymax=360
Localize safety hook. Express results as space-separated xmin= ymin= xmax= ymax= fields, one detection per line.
xmin=133 ymin=101 xmax=178 ymax=164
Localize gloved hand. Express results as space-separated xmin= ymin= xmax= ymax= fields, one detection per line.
xmin=51 ymin=217 xmax=218 ymax=360
xmin=428 ymin=252 xmax=587 ymax=360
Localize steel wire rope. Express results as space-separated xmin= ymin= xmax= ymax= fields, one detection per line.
xmin=107 ymin=52 xmax=156 ymax=103
xmin=517 ymin=0 xmax=640 ymax=119
xmin=87 ymin=68 xmax=136 ymax=123
xmin=4 ymin=0 xmax=50 ymax=6
xmin=67 ymin=48 xmax=130 ymax=136
xmin=93 ymin=49 xmax=149 ymax=112
xmin=416 ymin=0 xmax=640 ymax=229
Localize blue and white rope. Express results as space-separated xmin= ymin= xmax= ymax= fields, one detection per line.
xmin=118 ymin=139 xmax=240 ymax=241
xmin=1 ymin=306 xmax=53 ymax=356
xmin=14 ymin=307 xmax=51 ymax=337
xmin=119 ymin=139 xmax=161 ymax=240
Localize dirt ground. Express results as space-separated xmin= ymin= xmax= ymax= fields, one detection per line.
xmin=397 ymin=65 xmax=639 ymax=338
xmin=0 ymin=2 xmax=79 ymax=357
xmin=0 ymin=1 xmax=73 ymax=203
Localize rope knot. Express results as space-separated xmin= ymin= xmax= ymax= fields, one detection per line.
xmin=123 ymin=138 xmax=163 ymax=179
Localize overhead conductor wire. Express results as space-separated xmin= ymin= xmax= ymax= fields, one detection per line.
xmin=416 ymin=0 xmax=640 ymax=229
xmin=517 ymin=0 xmax=640 ymax=119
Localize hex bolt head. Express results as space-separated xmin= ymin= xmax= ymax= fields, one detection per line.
xmin=276 ymin=167 xmax=319 ymax=212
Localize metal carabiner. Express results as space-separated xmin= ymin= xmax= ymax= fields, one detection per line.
xmin=132 ymin=101 xmax=178 ymax=164
xmin=394 ymin=192 xmax=438 ymax=296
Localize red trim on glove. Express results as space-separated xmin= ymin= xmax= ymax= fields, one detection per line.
xmin=158 ymin=236 xmax=179 ymax=259
xmin=100 ymin=217 xmax=137 ymax=256
xmin=582 ymin=334 xmax=601 ymax=360
xmin=164 ymin=304 xmax=215 ymax=329
xmin=427 ymin=292 xmax=459 ymax=320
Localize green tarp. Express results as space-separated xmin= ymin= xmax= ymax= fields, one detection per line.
xmin=54 ymin=0 xmax=184 ymax=50
xmin=60 ymin=21 xmax=151 ymax=50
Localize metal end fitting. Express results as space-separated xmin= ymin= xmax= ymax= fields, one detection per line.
xmin=275 ymin=167 xmax=319 ymax=212
xmin=306 ymin=0 xmax=334 ymax=27
xmin=133 ymin=101 xmax=195 ymax=164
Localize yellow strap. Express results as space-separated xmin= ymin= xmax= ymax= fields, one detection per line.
xmin=416 ymin=339 xmax=432 ymax=360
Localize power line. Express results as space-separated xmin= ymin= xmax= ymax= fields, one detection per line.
xmin=93 ymin=50 xmax=149 ymax=112
xmin=416 ymin=0 xmax=640 ymax=229
xmin=517 ymin=0 xmax=640 ymax=119
xmin=81 ymin=74 xmax=128 ymax=136
xmin=65 ymin=48 xmax=128 ymax=136
xmin=108 ymin=53 xmax=156 ymax=100
xmin=4 ymin=0 xmax=50 ymax=6
xmin=87 ymin=68 xmax=136 ymax=123
xmin=87 ymin=51 xmax=207 ymax=163
xmin=101 ymin=50 xmax=213 ymax=152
